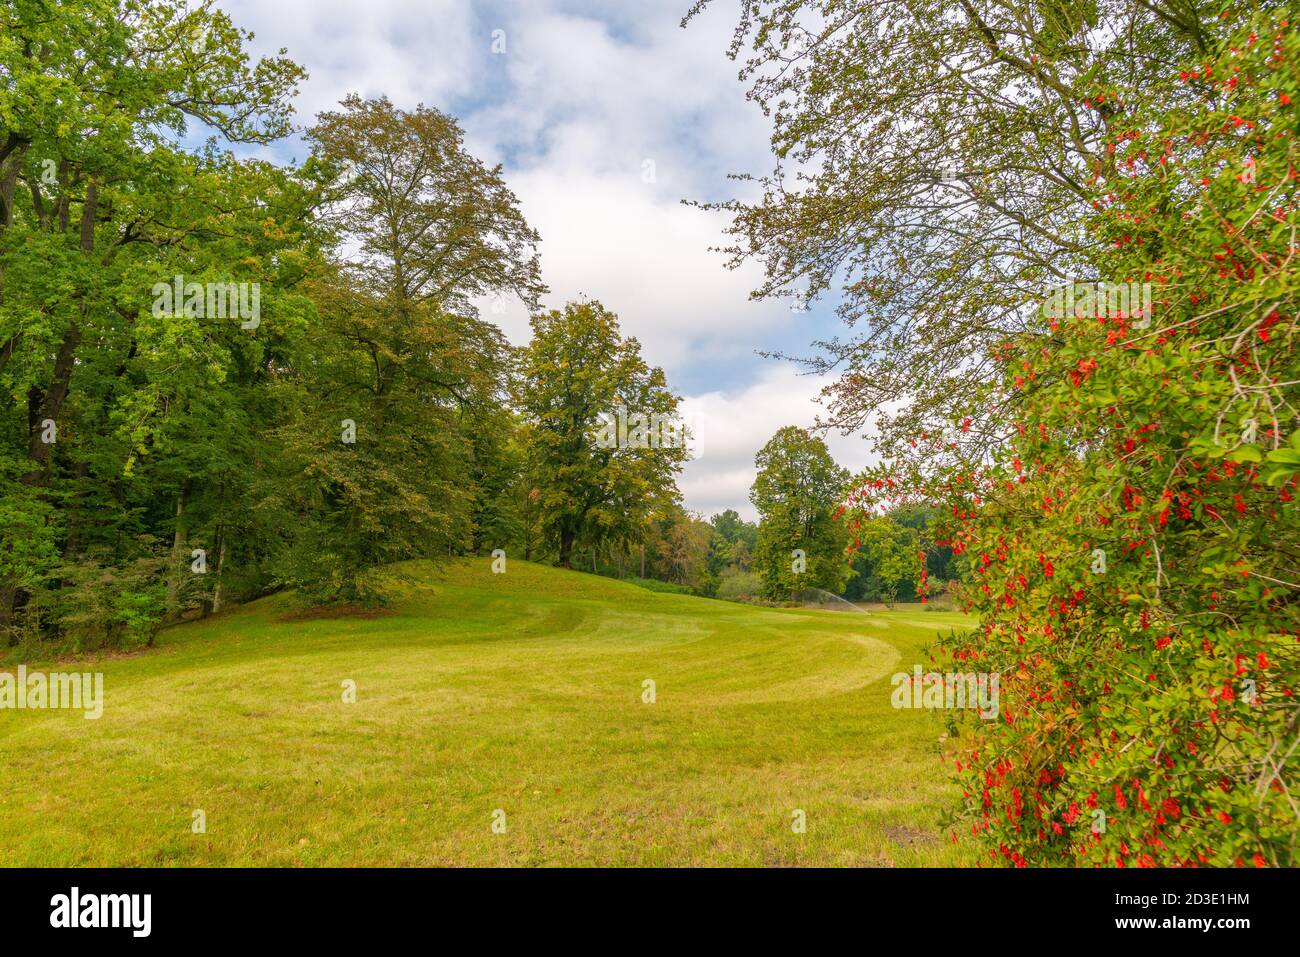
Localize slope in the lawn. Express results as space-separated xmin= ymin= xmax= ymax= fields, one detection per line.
xmin=0 ymin=558 xmax=976 ymax=866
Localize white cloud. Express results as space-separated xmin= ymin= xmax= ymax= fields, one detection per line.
xmin=217 ymin=0 xmax=480 ymax=122
xmin=215 ymin=0 xmax=869 ymax=517
xmin=225 ymin=0 xmax=797 ymax=375
xmin=488 ymin=171 xmax=790 ymax=370
xmin=467 ymin=6 xmax=770 ymax=186
xmin=458 ymin=4 xmax=794 ymax=371
xmin=680 ymin=366 xmax=879 ymax=522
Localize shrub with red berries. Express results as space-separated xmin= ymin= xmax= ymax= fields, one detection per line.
xmin=845 ymin=12 xmax=1298 ymax=867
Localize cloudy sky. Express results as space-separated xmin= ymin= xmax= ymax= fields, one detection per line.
xmin=216 ymin=0 xmax=876 ymax=520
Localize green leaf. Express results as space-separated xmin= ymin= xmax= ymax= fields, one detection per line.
xmin=1262 ymin=464 xmax=1298 ymax=487
xmin=1264 ymin=448 xmax=1300 ymax=466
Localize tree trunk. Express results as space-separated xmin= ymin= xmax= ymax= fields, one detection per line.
xmin=21 ymin=323 xmax=81 ymax=486
xmin=60 ymin=459 xmax=91 ymax=559
xmin=211 ymin=535 xmax=229 ymax=615
xmin=0 ymin=178 xmax=96 ymax=628
xmin=166 ymin=486 xmax=189 ymax=615
xmin=640 ymin=544 xmax=646 ymax=578
xmin=20 ymin=182 xmax=94 ymax=487
xmin=558 ymin=527 xmax=575 ymax=568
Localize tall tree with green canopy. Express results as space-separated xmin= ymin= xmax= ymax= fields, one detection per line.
xmin=751 ymin=426 xmax=851 ymax=600
xmin=710 ymin=508 xmax=758 ymax=552
xmin=0 ymin=0 xmax=306 ymax=634
xmin=259 ymin=96 xmax=544 ymax=603
xmin=517 ymin=300 xmax=687 ymax=568
xmin=707 ymin=507 xmax=758 ymax=577
xmin=852 ymin=515 xmax=917 ymax=608
xmin=307 ymin=94 xmax=545 ymax=312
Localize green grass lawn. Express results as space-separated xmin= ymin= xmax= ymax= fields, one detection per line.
xmin=0 ymin=559 xmax=979 ymax=866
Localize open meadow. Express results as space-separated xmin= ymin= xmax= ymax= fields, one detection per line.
xmin=0 ymin=560 xmax=976 ymax=867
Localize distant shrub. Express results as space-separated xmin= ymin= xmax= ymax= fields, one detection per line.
xmin=28 ymin=547 xmax=170 ymax=654
xmin=716 ymin=568 xmax=763 ymax=602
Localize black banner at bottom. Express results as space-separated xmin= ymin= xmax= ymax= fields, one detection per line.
xmin=0 ymin=866 xmax=1286 ymax=944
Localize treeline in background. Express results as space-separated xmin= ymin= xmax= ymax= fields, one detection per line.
xmin=0 ymin=1 xmax=926 ymax=658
